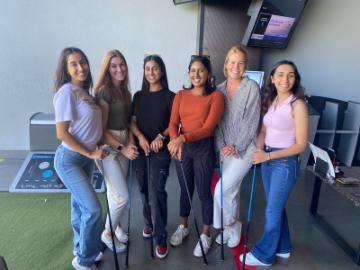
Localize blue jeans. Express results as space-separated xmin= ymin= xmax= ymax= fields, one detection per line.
xmin=54 ymin=145 xmax=102 ymax=267
xmin=251 ymin=146 xmax=299 ymax=264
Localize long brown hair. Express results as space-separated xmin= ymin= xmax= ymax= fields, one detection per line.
xmin=93 ymin=49 xmax=131 ymax=106
xmin=261 ymin=60 xmax=305 ymax=119
xmin=53 ymin=47 xmax=93 ymax=93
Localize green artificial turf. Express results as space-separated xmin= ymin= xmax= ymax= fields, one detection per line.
xmin=0 ymin=192 xmax=105 ymax=270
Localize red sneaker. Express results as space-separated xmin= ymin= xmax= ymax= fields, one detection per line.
xmin=142 ymin=226 xmax=153 ymax=238
xmin=155 ymin=244 xmax=168 ymax=259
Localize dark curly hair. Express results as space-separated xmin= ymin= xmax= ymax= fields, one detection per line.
xmin=261 ymin=60 xmax=305 ymax=119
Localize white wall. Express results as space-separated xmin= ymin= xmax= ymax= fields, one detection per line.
xmin=0 ymin=0 xmax=199 ymax=150
xmin=261 ymin=0 xmax=360 ymax=102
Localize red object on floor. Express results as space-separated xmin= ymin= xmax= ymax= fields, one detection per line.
xmin=231 ymin=235 xmax=257 ymax=270
xmin=211 ymin=169 xmax=220 ymax=194
xmin=212 ymin=169 xmax=257 ymax=269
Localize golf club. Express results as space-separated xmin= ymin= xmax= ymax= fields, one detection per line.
xmin=95 ymin=156 xmax=120 ymax=270
xmin=241 ymin=165 xmax=257 ymax=270
xmin=219 ymin=157 xmax=224 ymax=261
xmin=178 ymin=160 xmax=208 ymax=265
xmin=125 ymin=160 xmax=133 ymax=268
xmin=147 ymin=154 xmax=155 ymax=259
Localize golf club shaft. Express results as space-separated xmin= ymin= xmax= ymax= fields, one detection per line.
xmin=96 ymin=159 xmax=120 ymax=270
xmin=125 ymin=160 xmax=133 ymax=268
xmin=147 ymin=155 xmax=155 ymax=259
xmin=242 ymin=165 xmax=257 ymax=270
xmin=179 ymin=160 xmax=208 ymax=265
xmin=220 ymin=158 xmax=224 ymax=261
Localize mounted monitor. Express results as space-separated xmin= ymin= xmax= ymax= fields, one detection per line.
xmin=242 ymin=0 xmax=309 ymax=49
xmin=243 ymin=70 xmax=264 ymax=87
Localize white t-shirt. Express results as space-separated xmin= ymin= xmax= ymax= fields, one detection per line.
xmin=53 ymin=83 xmax=102 ymax=151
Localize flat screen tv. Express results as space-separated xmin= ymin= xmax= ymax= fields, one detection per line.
xmin=242 ymin=0 xmax=309 ymax=49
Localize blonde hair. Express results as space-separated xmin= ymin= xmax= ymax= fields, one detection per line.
xmin=93 ymin=49 xmax=131 ymax=102
xmin=223 ymin=45 xmax=248 ymax=77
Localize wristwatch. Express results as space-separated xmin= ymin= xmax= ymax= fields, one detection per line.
xmin=117 ymin=144 xmax=124 ymax=151
xmin=158 ymin=133 xmax=166 ymax=141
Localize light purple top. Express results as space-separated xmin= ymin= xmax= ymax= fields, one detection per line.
xmin=263 ymin=94 xmax=296 ymax=148
xmin=53 ymin=83 xmax=102 ymax=151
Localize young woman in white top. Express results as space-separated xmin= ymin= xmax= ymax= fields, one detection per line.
xmin=53 ymin=47 xmax=108 ymax=270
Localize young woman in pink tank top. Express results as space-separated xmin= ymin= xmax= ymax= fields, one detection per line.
xmin=240 ymin=60 xmax=308 ymax=267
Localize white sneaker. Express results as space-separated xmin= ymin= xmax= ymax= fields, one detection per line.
xmin=72 ymin=251 xmax=103 ymax=262
xmin=115 ymin=226 xmax=128 ymax=243
xmin=227 ymin=221 xmax=242 ymax=248
xmin=215 ymin=229 xmax=230 ymax=245
xmin=71 ymin=257 xmax=98 ymax=270
xmin=170 ymin=224 xmax=190 ymax=246
xmin=193 ymin=234 xmax=212 ymax=257
xmin=101 ymin=232 xmax=126 ymax=253
xmin=276 ymin=252 xmax=291 ymax=259
xmin=239 ymin=252 xmax=272 ymax=266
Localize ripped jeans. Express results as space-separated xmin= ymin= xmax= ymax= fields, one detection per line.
xmin=137 ymin=150 xmax=171 ymax=246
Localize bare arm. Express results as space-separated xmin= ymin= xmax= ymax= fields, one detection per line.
xmin=252 ymin=100 xmax=308 ymax=164
xmin=256 ymin=124 xmax=266 ymax=150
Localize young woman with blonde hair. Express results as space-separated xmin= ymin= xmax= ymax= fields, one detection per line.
xmin=93 ymin=49 xmax=138 ymax=253
xmin=214 ymin=45 xmax=260 ymax=248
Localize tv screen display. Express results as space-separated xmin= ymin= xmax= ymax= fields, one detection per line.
xmin=243 ymin=0 xmax=308 ymax=49
xmin=243 ymin=70 xmax=265 ymax=87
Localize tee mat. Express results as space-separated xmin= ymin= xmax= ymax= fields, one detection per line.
xmin=9 ymin=152 xmax=104 ymax=193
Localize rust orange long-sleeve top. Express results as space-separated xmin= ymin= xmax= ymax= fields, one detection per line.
xmin=168 ymin=89 xmax=224 ymax=142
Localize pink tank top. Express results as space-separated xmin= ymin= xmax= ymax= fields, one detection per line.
xmin=263 ymin=95 xmax=296 ymax=148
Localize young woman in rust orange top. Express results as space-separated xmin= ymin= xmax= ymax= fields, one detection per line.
xmin=167 ymin=55 xmax=224 ymax=257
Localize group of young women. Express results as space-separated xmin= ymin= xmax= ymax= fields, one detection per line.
xmin=53 ymin=45 xmax=308 ymax=270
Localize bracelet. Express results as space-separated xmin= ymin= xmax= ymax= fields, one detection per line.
xmin=268 ymin=152 xmax=272 ymax=160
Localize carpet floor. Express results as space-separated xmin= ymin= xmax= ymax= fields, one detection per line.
xmin=0 ymin=192 xmax=106 ymax=270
